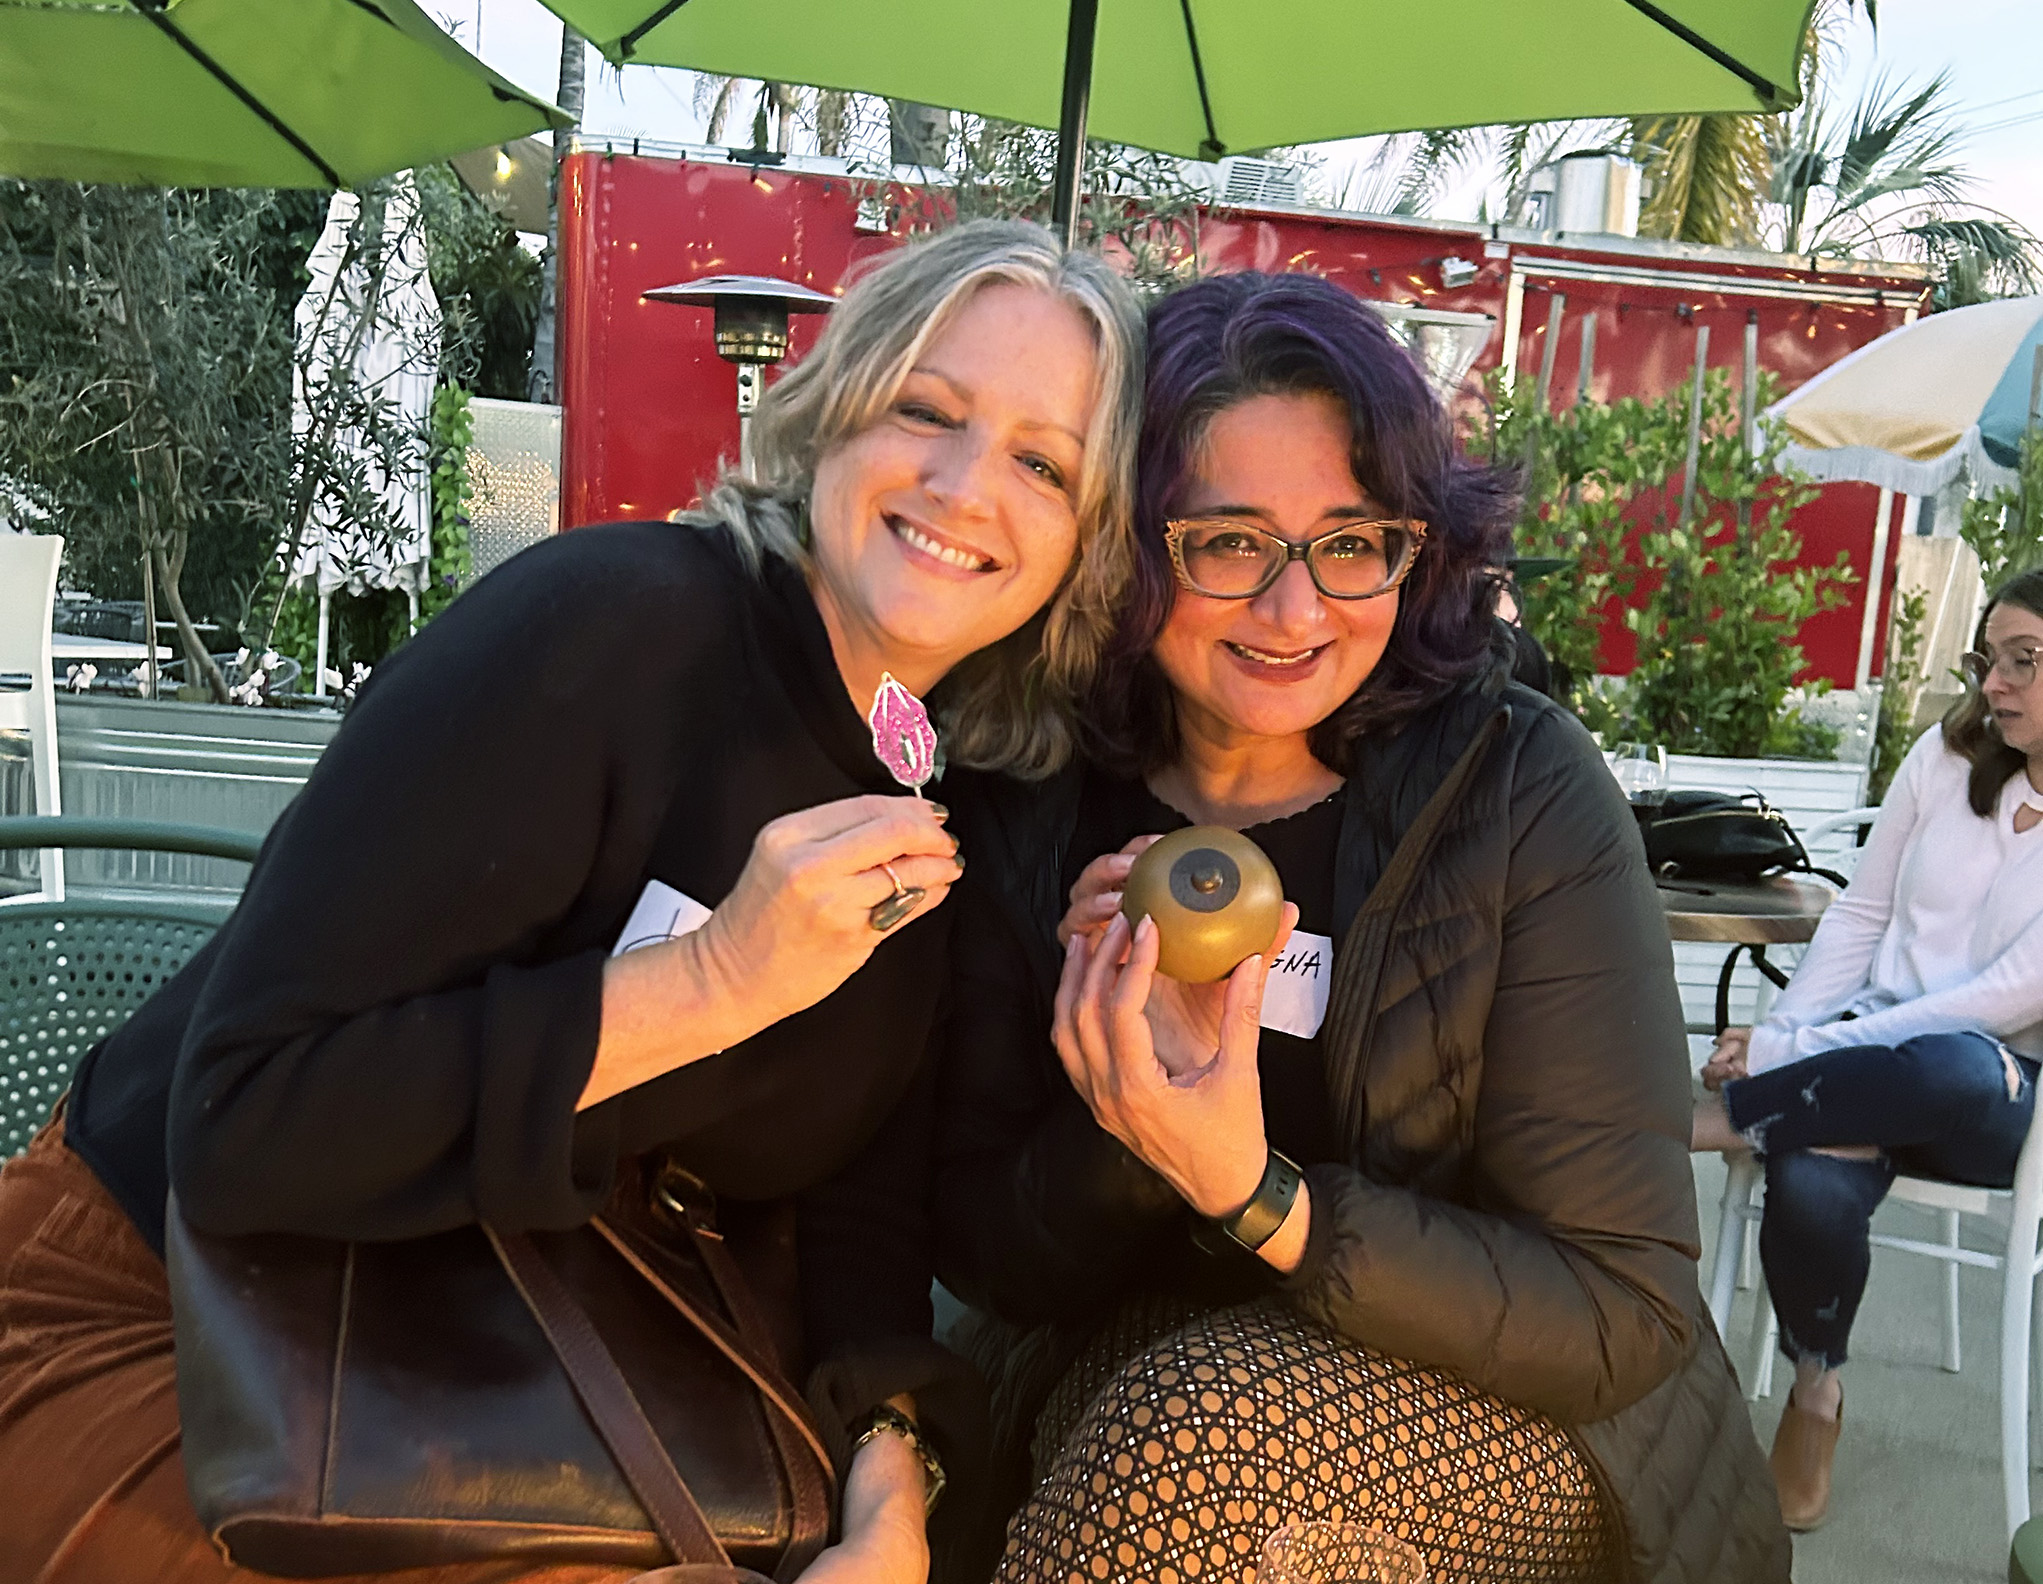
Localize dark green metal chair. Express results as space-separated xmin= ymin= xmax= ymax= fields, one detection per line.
xmin=0 ymin=817 xmax=260 ymax=1157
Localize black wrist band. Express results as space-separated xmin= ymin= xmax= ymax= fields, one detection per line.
xmin=1218 ymin=1148 xmax=1302 ymax=1251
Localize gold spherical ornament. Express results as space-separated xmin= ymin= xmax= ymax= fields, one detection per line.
xmin=1121 ymin=826 xmax=1284 ymax=983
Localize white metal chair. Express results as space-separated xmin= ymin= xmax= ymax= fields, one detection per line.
xmin=1710 ymin=1102 xmax=2043 ymax=1539
xmin=1800 ymin=805 xmax=1883 ymax=881
xmin=1706 ymin=801 xmax=2043 ymax=1535
xmin=0 ymin=534 xmax=64 ymax=901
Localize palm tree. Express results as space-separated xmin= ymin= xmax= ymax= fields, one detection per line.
xmin=529 ymin=24 xmax=587 ymax=403
xmin=1623 ymin=0 xmax=1858 ymax=245
xmin=694 ymin=78 xmax=867 ymax=158
xmin=1765 ymin=69 xmax=2034 ymax=280
xmin=1412 ymin=1 xmax=2038 ymax=306
xmin=697 ymin=76 xmax=803 ymax=154
xmin=1335 ymin=120 xmax=1615 ymax=222
xmin=1629 ymin=111 xmax=1774 ymax=245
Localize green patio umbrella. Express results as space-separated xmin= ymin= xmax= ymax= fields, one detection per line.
xmin=0 ymin=0 xmax=569 ymax=189
xmin=542 ymin=0 xmax=1816 ymax=239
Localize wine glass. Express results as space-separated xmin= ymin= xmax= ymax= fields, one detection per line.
xmin=1261 ymin=1521 xmax=1427 ymax=1584
xmin=1608 ymin=741 xmax=1670 ymax=808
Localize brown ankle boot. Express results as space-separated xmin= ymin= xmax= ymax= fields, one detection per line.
xmin=1771 ymin=1388 xmax=1843 ymax=1531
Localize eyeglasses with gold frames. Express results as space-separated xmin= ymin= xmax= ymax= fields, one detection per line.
xmin=1163 ymin=517 xmax=1428 ymax=602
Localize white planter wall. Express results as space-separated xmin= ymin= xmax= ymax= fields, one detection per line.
xmin=0 ymin=695 xmax=338 ymax=902
xmin=1664 ymin=754 xmax=1872 ymax=1032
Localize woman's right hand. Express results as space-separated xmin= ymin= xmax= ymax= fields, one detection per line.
xmin=1701 ymin=1026 xmax=1751 ymax=1091
xmin=1056 ymin=834 xmax=1164 ymax=946
xmin=584 ymin=795 xmax=960 ymax=1108
xmin=692 ymin=795 xmax=962 ymax=1028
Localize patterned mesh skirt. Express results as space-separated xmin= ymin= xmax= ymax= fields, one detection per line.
xmin=996 ymin=1297 xmax=1614 ymax=1584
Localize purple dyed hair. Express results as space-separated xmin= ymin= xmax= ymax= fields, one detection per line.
xmin=1084 ymin=271 xmax=1519 ymax=774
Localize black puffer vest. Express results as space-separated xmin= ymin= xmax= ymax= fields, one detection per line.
xmin=945 ymin=675 xmax=1788 ymax=1584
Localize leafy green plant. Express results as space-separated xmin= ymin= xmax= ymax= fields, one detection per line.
xmin=1485 ymin=367 xmax=1853 ymax=757
xmin=1622 ymin=376 xmax=1850 ymax=758
xmin=247 ymin=381 xmax=474 ymax=692
xmin=415 ymin=164 xmax=542 ymax=402
xmin=1481 ymin=371 xmax=1641 ymax=728
xmin=422 ymin=383 xmax=474 ymax=624
xmin=1960 ymin=428 xmax=2043 ymax=589
xmin=0 ymin=183 xmax=303 ymax=700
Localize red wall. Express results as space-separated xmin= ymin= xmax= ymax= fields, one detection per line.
xmin=557 ymin=153 xmax=1924 ymax=684
xmin=557 ymin=153 xmax=889 ymax=526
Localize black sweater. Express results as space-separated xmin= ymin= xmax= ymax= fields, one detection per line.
xmin=67 ymin=520 xmax=969 ymax=1449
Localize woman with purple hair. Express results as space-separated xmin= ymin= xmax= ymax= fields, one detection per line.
xmin=935 ymin=272 xmax=1784 ymax=1583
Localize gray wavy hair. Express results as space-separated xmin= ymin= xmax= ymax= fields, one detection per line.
xmin=692 ymin=219 xmax=1144 ymax=779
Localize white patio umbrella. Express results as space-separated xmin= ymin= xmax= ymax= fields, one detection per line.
xmin=1766 ymin=296 xmax=2043 ymax=685
xmin=291 ymin=177 xmax=441 ymax=693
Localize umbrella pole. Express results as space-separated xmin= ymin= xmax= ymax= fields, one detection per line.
xmin=1049 ymin=0 xmax=1100 ymax=248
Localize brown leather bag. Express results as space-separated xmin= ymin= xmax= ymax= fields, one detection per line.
xmin=165 ymin=1158 xmax=836 ymax=1581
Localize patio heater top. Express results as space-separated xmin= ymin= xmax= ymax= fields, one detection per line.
xmin=644 ymin=275 xmax=836 ymax=366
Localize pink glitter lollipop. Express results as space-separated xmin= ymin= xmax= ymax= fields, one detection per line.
xmin=867 ymin=671 xmax=939 ymax=793
xmin=865 ymin=672 xmax=940 ymax=931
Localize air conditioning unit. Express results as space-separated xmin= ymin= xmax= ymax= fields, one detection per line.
xmin=1552 ymin=153 xmax=1641 ymax=238
xmin=1216 ymin=156 xmax=1303 ymax=207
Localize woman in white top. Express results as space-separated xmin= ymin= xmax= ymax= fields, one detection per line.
xmin=1692 ymin=567 xmax=2043 ymax=1532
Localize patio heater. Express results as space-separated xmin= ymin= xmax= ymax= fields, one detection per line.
xmin=645 ymin=275 xmax=835 ymax=469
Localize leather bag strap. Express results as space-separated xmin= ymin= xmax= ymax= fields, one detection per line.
xmin=666 ymin=1222 xmax=834 ymax=1577
xmin=593 ymin=1217 xmax=834 ymax=1579
xmin=487 ymin=1227 xmax=731 ymax=1569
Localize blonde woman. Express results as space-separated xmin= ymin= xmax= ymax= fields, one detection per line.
xmin=0 ymin=220 xmax=1143 ymax=1584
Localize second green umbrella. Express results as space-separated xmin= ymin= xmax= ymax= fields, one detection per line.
xmin=0 ymin=0 xmax=568 ymax=189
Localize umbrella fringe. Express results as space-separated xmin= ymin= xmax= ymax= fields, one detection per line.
xmin=1778 ymin=427 xmax=2020 ymax=496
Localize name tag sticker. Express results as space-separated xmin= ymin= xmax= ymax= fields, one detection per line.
xmin=612 ymin=879 xmax=713 ymax=957
xmin=1261 ymin=928 xmax=1333 ymax=1040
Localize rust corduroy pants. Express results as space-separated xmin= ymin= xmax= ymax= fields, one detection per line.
xmin=0 ymin=1112 xmax=644 ymax=1584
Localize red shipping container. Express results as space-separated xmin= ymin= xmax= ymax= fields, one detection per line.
xmin=557 ymin=148 xmax=1930 ymax=687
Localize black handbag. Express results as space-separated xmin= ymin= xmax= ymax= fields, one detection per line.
xmin=166 ymin=1156 xmax=835 ymax=1581
xmin=1635 ymin=790 xmax=1846 ymax=887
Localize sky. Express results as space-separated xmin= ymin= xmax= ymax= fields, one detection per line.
xmin=448 ymin=0 xmax=2043 ymax=248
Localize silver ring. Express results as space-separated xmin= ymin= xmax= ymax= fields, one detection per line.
xmin=868 ymin=862 xmax=925 ymax=932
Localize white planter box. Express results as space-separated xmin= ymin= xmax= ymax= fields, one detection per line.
xmin=1663 ymin=753 xmax=1870 ymax=1033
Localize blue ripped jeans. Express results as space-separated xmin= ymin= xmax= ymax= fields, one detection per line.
xmin=1723 ymin=1031 xmax=2039 ymax=1369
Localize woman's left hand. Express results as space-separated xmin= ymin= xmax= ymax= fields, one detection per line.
xmin=1701 ymin=1026 xmax=1751 ymax=1092
xmin=1051 ymin=909 xmax=1295 ymax=1220
xmin=791 ymin=1420 xmax=929 ymax=1584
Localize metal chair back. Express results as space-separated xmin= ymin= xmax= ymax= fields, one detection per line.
xmin=0 ymin=817 xmax=259 ymax=1157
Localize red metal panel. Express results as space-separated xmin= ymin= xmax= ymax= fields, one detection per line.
xmin=1197 ymin=211 xmax=1502 ymax=319
xmin=558 ymin=152 xmax=893 ymax=528
xmin=557 ymin=154 xmax=1928 ymax=684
